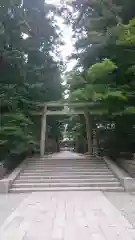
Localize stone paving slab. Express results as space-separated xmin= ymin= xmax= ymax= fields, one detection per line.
xmin=45 ymin=151 xmax=86 ymax=159
xmin=0 ymin=191 xmax=135 ymax=239
xmin=0 ymin=193 xmax=28 ymax=227
xmin=104 ymin=192 xmax=135 ymax=227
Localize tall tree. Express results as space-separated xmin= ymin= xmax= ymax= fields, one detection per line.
xmin=65 ymin=0 xmax=135 ymax=155
xmin=0 ymin=0 xmax=63 ymax=161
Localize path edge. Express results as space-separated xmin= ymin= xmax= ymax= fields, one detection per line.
xmin=103 ymin=156 xmax=135 ymax=192
xmin=0 ymin=158 xmax=28 ymax=193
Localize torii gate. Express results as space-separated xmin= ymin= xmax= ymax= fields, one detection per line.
xmin=39 ymin=101 xmax=95 ymax=157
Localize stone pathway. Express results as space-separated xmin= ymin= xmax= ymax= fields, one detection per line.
xmin=105 ymin=192 xmax=135 ymax=227
xmin=0 ymin=191 xmax=135 ymax=239
xmin=10 ymin=151 xmax=123 ymax=192
xmin=0 ymin=194 xmax=28 ymax=227
xmin=46 ymin=151 xmax=86 ymax=159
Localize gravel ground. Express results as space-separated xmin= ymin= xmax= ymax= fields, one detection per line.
xmin=104 ymin=191 xmax=135 ymax=227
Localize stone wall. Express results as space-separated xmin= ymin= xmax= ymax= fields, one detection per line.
xmin=116 ymin=158 xmax=135 ymax=178
xmin=0 ymin=166 xmax=7 ymax=179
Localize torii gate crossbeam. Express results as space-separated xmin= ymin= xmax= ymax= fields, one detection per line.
xmin=40 ymin=101 xmax=93 ymax=157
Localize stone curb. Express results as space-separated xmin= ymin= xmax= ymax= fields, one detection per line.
xmin=0 ymin=158 xmax=28 ymax=193
xmin=103 ymin=156 xmax=135 ymax=192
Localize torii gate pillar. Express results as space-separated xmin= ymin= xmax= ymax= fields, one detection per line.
xmin=40 ymin=105 xmax=47 ymax=157
xmin=84 ymin=111 xmax=92 ymax=154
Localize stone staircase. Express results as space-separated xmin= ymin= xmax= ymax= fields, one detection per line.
xmin=9 ymin=155 xmax=124 ymax=192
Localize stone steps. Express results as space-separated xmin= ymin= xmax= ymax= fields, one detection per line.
xmin=27 ymin=160 xmax=100 ymax=163
xmin=25 ymin=162 xmax=108 ymax=165
xmin=23 ymin=165 xmax=111 ymax=171
xmin=23 ymin=169 xmax=111 ymax=173
xmin=10 ymin=186 xmax=124 ymax=193
xmin=27 ymin=159 xmax=100 ymax=163
xmin=18 ymin=174 xmax=115 ymax=180
xmin=14 ymin=177 xmax=118 ymax=184
xmin=21 ymin=171 xmax=113 ymax=176
xmin=9 ymin=153 xmax=124 ymax=192
xmin=26 ymin=163 xmax=106 ymax=166
xmin=12 ymin=181 xmax=121 ymax=187
xmin=26 ymin=166 xmax=106 ymax=170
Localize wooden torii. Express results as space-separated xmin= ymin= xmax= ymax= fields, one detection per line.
xmin=39 ymin=101 xmax=96 ymax=157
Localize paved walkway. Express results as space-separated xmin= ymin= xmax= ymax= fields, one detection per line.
xmin=46 ymin=151 xmax=86 ymax=159
xmin=0 ymin=152 xmax=135 ymax=239
xmin=0 ymin=191 xmax=135 ymax=239
xmin=105 ymin=192 xmax=135 ymax=228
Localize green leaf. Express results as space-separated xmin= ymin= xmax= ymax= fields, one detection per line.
xmin=87 ymin=59 xmax=117 ymax=83
xmin=0 ymin=140 xmax=8 ymax=145
xmin=105 ymin=91 xmax=127 ymax=100
xmin=125 ymin=107 xmax=135 ymax=113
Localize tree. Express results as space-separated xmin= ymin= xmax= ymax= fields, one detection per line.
xmin=65 ymin=0 xmax=135 ymax=155
xmin=0 ymin=0 xmax=63 ymax=162
xmin=67 ymin=0 xmax=135 ymax=67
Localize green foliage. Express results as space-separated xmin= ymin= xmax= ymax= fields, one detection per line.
xmin=0 ymin=0 xmax=63 ymax=161
xmin=87 ymin=59 xmax=117 ymax=83
xmin=117 ymin=18 xmax=135 ymax=45
xmin=65 ymin=0 xmax=135 ymax=153
xmin=68 ymin=58 xmax=127 ymax=113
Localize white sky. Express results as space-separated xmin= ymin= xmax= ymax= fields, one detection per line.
xmin=47 ymin=0 xmax=76 ymax=72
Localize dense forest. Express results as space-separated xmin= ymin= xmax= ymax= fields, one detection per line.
xmin=0 ymin=0 xmax=63 ymax=166
xmin=65 ymin=0 xmax=135 ymax=157
xmin=1 ymin=0 xmax=135 ymax=168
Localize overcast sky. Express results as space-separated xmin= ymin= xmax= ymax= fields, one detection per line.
xmin=47 ymin=0 xmax=76 ymax=71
